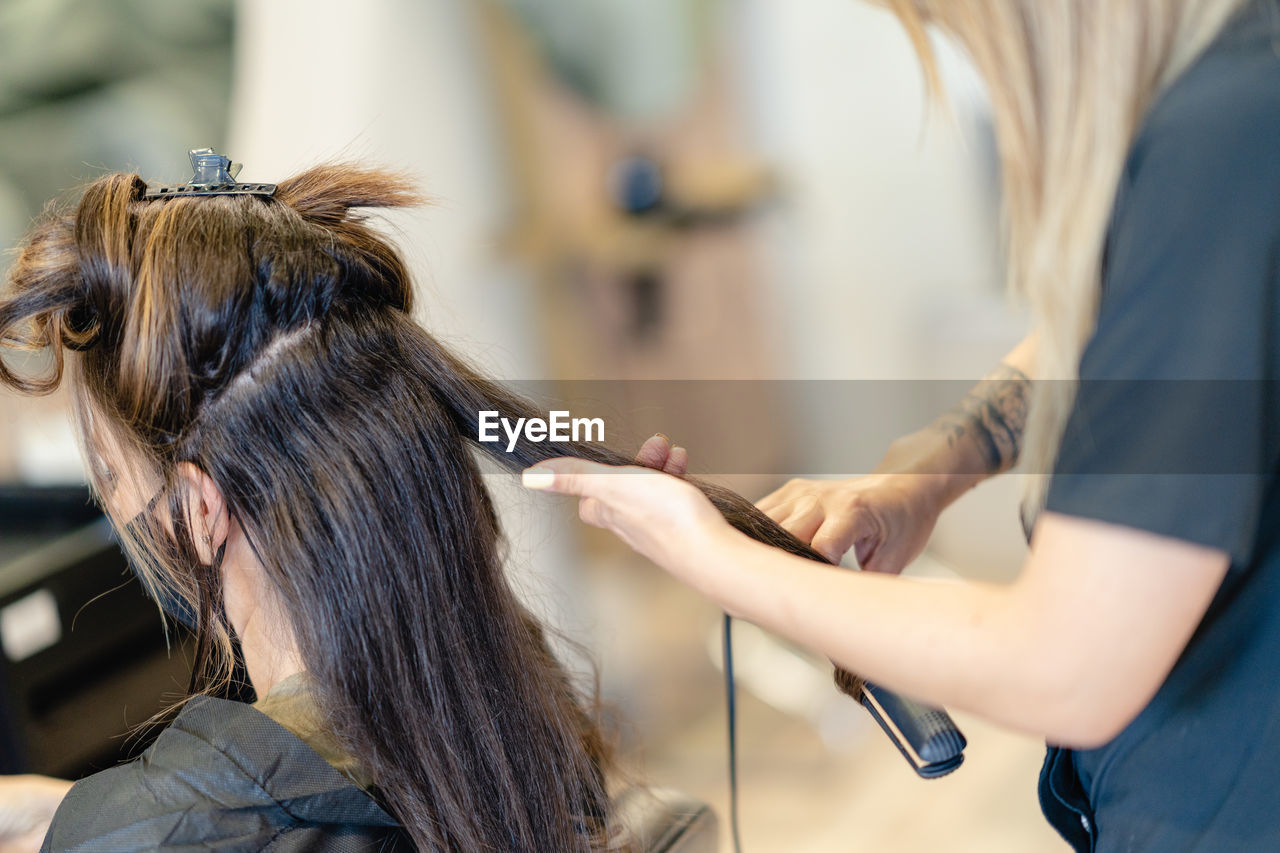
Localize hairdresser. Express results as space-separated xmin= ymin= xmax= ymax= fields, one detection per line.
xmin=523 ymin=1 xmax=1280 ymax=850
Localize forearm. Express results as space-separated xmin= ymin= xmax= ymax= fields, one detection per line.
xmin=878 ymin=335 xmax=1034 ymax=509
xmin=533 ymin=374 xmax=1225 ymax=748
xmin=688 ymin=526 xmax=1088 ymax=744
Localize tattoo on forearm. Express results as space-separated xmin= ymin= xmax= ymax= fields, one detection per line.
xmin=933 ymin=364 xmax=1030 ymax=474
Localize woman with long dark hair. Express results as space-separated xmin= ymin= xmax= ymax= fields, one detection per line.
xmin=0 ymin=163 xmax=847 ymax=851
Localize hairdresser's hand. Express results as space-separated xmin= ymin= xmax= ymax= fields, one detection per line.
xmin=0 ymin=775 xmax=71 ymax=852
xmin=523 ymin=459 xmax=732 ymax=577
xmin=755 ymin=473 xmax=941 ymax=572
xmin=634 ymin=433 xmax=689 ymax=476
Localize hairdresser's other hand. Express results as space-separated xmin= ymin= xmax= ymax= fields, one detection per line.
xmin=522 ymin=458 xmax=731 ymax=576
xmin=634 ymin=433 xmax=689 ymax=477
xmin=755 ymin=474 xmax=940 ymax=572
xmin=0 ymin=775 xmax=72 ymax=853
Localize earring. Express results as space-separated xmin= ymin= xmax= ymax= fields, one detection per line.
xmin=201 ymin=534 xmax=211 ymax=545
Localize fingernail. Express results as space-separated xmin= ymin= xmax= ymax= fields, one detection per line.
xmin=522 ymin=467 xmax=556 ymax=490
xmin=653 ymin=433 xmax=669 ymax=442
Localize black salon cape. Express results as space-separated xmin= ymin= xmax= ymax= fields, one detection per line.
xmin=40 ymin=695 xmax=410 ymax=851
xmin=1036 ymin=1 xmax=1280 ymax=851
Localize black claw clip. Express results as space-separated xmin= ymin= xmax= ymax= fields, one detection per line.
xmin=143 ymin=148 xmax=277 ymax=199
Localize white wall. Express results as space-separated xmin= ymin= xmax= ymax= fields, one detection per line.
xmin=733 ymin=0 xmax=1030 ymax=578
xmin=228 ymin=0 xmax=546 ymax=374
xmin=736 ymin=0 xmax=1016 ymax=379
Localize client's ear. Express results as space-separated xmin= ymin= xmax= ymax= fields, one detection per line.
xmin=176 ymin=462 xmax=230 ymax=565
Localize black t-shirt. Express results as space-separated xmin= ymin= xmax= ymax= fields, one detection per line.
xmin=1039 ymin=2 xmax=1280 ymax=851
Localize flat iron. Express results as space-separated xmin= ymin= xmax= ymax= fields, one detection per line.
xmin=722 ymin=615 xmax=966 ymax=852
xmin=858 ymin=680 xmax=967 ymax=778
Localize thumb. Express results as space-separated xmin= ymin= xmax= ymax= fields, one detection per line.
xmin=846 ymin=512 xmax=884 ymax=569
xmin=810 ymin=517 xmax=858 ymax=564
xmin=634 ymin=433 xmax=673 ymax=469
xmin=521 ymin=457 xmax=642 ymax=499
xmin=664 ymin=445 xmax=689 ymax=477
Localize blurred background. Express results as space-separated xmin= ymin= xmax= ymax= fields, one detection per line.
xmin=0 ymin=0 xmax=1063 ymax=850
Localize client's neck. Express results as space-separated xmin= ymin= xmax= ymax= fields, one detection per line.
xmin=220 ymin=523 xmax=306 ymax=697
xmin=241 ymin=622 xmax=306 ymax=697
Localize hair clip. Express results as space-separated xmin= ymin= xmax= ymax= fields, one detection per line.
xmin=142 ymin=148 xmax=277 ymax=199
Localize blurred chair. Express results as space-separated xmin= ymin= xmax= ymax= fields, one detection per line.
xmin=610 ymin=786 xmax=719 ymax=853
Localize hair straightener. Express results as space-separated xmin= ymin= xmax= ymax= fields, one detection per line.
xmin=722 ymin=615 xmax=966 ymax=852
xmin=856 ymin=680 xmax=967 ymax=778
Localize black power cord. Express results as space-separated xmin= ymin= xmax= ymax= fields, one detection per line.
xmin=723 ymin=613 xmax=743 ymax=853
xmin=720 ymin=613 xmax=966 ymax=853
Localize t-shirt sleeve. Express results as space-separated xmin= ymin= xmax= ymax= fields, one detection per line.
xmin=1044 ymin=72 xmax=1280 ymax=568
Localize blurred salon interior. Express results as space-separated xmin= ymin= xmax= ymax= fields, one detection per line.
xmin=0 ymin=1 xmax=1064 ymax=850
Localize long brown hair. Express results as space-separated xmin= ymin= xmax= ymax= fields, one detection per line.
xmin=0 ymin=164 xmax=852 ymax=850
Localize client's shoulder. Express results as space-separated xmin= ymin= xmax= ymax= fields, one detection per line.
xmin=41 ymin=695 xmax=407 ymax=852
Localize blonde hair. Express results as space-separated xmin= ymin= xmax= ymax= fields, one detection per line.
xmin=886 ymin=0 xmax=1248 ymax=504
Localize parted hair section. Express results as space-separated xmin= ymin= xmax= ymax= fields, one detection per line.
xmin=0 ymin=164 xmax=860 ymax=851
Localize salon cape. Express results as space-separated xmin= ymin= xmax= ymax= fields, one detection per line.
xmin=39 ymin=693 xmax=409 ymax=851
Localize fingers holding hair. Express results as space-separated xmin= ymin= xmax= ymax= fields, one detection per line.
xmin=521 ymin=456 xmax=730 ymax=573
xmin=634 ymin=433 xmax=690 ymax=476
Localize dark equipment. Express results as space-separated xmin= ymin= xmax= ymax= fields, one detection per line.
xmin=0 ymin=486 xmax=190 ymax=778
